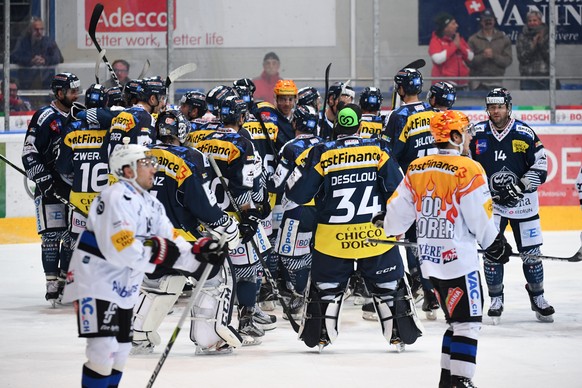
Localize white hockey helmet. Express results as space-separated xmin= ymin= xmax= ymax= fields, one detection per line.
xmin=109 ymin=143 xmax=155 ymax=183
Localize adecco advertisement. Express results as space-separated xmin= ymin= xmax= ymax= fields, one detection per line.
xmin=77 ymin=0 xmax=336 ymax=49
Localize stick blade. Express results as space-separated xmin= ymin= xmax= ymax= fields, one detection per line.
xmin=401 ymin=59 xmax=426 ymax=70
xmin=88 ymin=3 xmax=104 ymax=38
xmin=166 ymin=63 xmax=198 ymax=88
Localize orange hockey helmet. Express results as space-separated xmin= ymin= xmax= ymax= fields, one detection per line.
xmin=274 ymin=79 xmax=298 ymax=96
xmin=430 ymin=110 xmax=474 ymax=143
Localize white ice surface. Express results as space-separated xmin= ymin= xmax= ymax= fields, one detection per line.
xmin=1 ymin=231 xmax=581 ymax=388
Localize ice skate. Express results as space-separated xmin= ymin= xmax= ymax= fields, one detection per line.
xmin=130 ymin=339 xmax=155 ymax=355
xmin=362 ymin=301 xmax=378 ymax=321
xmin=525 ymin=285 xmax=555 ymax=323
xmin=282 ymin=294 xmax=304 ymax=321
xmin=238 ymin=307 xmax=265 ymax=338
xmin=45 ymin=279 xmax=60 ymax=308
xmin=451 ymin=375 xmax=477 ymax=387
xmin=487 ymin=295 xmax=504 ymax=325
xmin=195 ymin=341 xmax=234 ymax=355
xmin=390 ymin=329 xmax=405 ymax=353
xmin=253 ymin=304 xmax=277 ymax=330
xmin=258 ymin=282 xmax=276 ymax=311
xmin=421 ymin=289 xmax=439 ymax=320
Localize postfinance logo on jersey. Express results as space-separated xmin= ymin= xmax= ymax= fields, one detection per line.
xmin=111 ymin=229 xmax=135 ymax=251
xmin=316 ymin=146 xmax=385 ymax=174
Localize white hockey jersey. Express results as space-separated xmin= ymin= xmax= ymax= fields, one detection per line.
xmin=383 ymin=149 xmax=498 ymax=280
xmin=62 ymin=180 xmax=202 ymax=309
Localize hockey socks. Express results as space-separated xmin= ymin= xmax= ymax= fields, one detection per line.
xmin=82 ymin=365 xmax=112 ymax=388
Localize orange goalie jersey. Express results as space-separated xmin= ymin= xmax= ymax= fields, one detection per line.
xmin=384 ymin=150 xmax=499 ymax=280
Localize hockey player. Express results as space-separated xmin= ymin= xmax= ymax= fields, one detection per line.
xmin=194 ymin=96 xmax=272 ymax=342
xmin=62 ymin=143 xmax=228 ymax=387
xmin=382 ymin=109 xmax=513 ymax=388
xmin=297 ymin=86 xmax=322 ymax=113
xmin=389 ymin=80 xmax=458 ymax=320
xmin=179 ymin=90 xmax=207 ymax=123
xmin=286 ymin=104 xmax=417 ymax=351
xmin=576 ymin=167 xmax=582 ymax=210
xmin=107 ymin=76 xmax=166 ymax=154
xmin=56 ymin=84 xmax=116 ymax=246
xmin=22 ymin=72 xmax=80 ymax=306
xmin=320 ymin=81 xmax=355 ymax=141
xmin=358 ymin=86 xmax=384 ymax=139
xmin=271 ymin=105 xmax=323 ymax=319
xmin=131 ymin=110 xmax=242 ymax=354
xmin=470 ymin=88 xmax=554 ymax=323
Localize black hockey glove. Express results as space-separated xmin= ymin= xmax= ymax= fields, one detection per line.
xmin=239 ymin=208 xmax=262 ymax=244
xmin=484 ymin=233 xmax=513 ymax=264
xmin=192 ymin=237 xmax=228 ymax=266
xmin=35 ymin=173 xmax=55 ymax=199
xmin=371 ymin=211 xmax=386 ymax=229
xmin=256 ymin=194 xmax=272 ymax=219
xmin=495 ymin=181 xmax=525 ymax=207
xmin=144 ymin=237 xmax=181 ymax=268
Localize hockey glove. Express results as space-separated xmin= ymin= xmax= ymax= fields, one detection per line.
xmin=70 ymin=102 xmax=87 ymax=120
xmin=495 ymin=181 xmax=525 ymax=207
xmin=371 ymin=211 xmax=386 ymax=229
xmin=192 ymin=237 xmax=228 ymax=266
xmin=484 ymin=233 xmax=513 ymax=264
xmin=144 ymin=237 xmax=181 ymax=268
xmin=238 ymin=208 xmax=261 ymax=244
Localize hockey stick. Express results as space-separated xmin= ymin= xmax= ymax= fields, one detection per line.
xmin=321 ymin=63 xmax=332 ymax=125
xmin=138 ymin=59 xmax=151 ymax=79
xmin=94 ymin=49 xmax=106 ymax=83
xmin=165 ymin=63 xmax=198 ymax=88
xmin=391 ymin=58 xmax=427 ymax=110
xmin=146 ymin=263 xmax=214 ymax=388
xmin=88 ymin=3 xmax=120 ymax=87
xmin=207 ymin=155 xmax=301 ymax=332
xmin=0 ymin=153 xmax=88 ymax=217
xmin=366 ymin=238 xmax=582 ymax=263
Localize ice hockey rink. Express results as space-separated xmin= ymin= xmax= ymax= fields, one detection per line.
xmin=1 ymin=231 xmax=580 ymax=388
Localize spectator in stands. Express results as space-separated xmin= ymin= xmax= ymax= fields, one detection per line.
xmin=0 ymin=79 xmax=32 ymax=112
xmin=428 ymin=12 xmax=473 ymax=89
xmin=468 ymin=9 xmax=512 ymax=91
xmin=103 ymin=59 xmax=131 ymax=89
xmin=516 ymin=10 xmax=554 ymax=90
xmin=253 ymin=52 xmax=282 ymax=104
xmin=10 ymin=17 xmax=64 ymax=90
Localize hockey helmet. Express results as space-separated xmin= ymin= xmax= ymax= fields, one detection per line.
xmin=430 ymin=110 xmax=474 ymax=144
xmin=233 ymin=85 xmax=254 ymax=110
xmin=293 ymin=105 xmax=319 ymax=134
xmin=298 ymin=86 xmax=321 ymax=109
xmin=155 ymin=109 xmax=191 ymax=144
xmin=106 ymin=86 xmax=124 ymax=108
xmin=137 ymin=76 xmax=167 ymax=102
xmin=233 ymin=78 xmax=256 ymax=94
xmin=206 ymin=85 xmax=237 ymax=116
xmin=219 ymin=96 xmax=248 ymax=124
xmin=109 ymin=143 xmax=157 ymax=184
xmin=394 ymin=68 xmax=423 ymax=95
xmin=359 ymin=87 xmax=384 ymax=112
xmin=84 ymin=84 xmax=107 ymax=109
xmin=51 ymin=72 xmax=81 ymax=95
xmin=123 ymin=79 xmax=141 ymax=105
xmin=180 ymin=91 xmax=207 ymax=118
xmin=486 ymin=87 xmax=512 ymax=109
xmin=427 ymin=81 xmax=457 ymax=109
xmin=274 ymin=79 xmax=298 ymax=96
xmin=328 ymin=81 xmax=355 ymax=101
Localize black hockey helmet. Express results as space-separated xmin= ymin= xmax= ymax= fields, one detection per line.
xmin=233 ymin=78 xmax=256 ymax=94
xmin=293 ymin=104 xmax=319 ymax=134
xmin=155 ymin=109 xmax=191 ymax=144
xmin=137 ymin=76 xmax=167 ymax=102
xmin=233 ymin=85 xmax=254 ymax=110
xmin=219 ymin=96 xmax=248 ymax=124
xmin=179 ymin=91 xmax=207 ymax=118
xmin=298 ymin=86 xmax=321 ymax=109
xmin=427 ymin=81 xmax=456 ymax=109
xmin=486 ymin=87 xmax=512 ymax=109
xmin=206 ymin=85 xmax=237 ymax=116
xmin=106 ymin=86 xmax=124 ymax=108
xmin=123 ymin=79 xmax=141 ymax=105
xmin=51 ymin=72 xmax=81 ymax=95
xmin=394 ymin=68 xmax=423 ymax=95
xmin=359 ymin=87 xmax=384 ymax=112
xmin=328 ymin=82 xmax=355 ymax=100
xmin=84 ymin=83 xmax=107 ymax=109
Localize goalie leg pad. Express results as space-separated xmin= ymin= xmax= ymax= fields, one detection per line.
xmin=132 ymin=275 xmax=186 ymax=345
xmin=298 ymin=281 xmax=345 ymax=348
xmin=371 ymin=294 xmax=394 ymax=342
xmin=393 ymin=277 xmax=424 ymax=345
xmin=190 ymin=265 xmax=242 ymax=349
